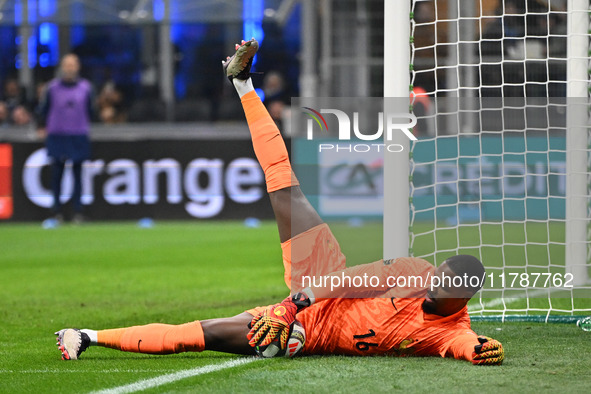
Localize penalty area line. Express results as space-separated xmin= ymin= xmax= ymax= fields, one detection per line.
xmin=468 ymin=289 xmax=556 ymax=312
xmin=91 ymin=357 xmax=259 ymax=394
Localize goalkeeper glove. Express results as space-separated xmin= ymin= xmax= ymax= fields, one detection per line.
xmin=247 ymin=292 xmax=311 ymax=349
xmin=472 ymin=336 xmax=504 ymax=365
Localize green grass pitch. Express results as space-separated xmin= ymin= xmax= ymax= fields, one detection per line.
xmin=0 ymin=221 xmax=590 ymax=393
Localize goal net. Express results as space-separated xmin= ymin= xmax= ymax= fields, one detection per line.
xmin=408 ymin=0 xmax=591 ymax=321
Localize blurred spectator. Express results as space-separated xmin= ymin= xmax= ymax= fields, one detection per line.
xmin=547 ymin=13 xmax=567 ymax=58
xmin=37 ymin=54 xmax=94 ymax=224
xmin=481 ymin=0 xmax=524 ymax=58
xmin=263 ymin=71 xmax=289 ymax=105
xmin=411 ymin=87 xmax=435 ymax=137
xmin=1 ymin=78 xmax=33 ymax=126
xmin=97 ymin=81 xmax=127 ymax=124
xmin=11 ymin=105 xmax=32 ymax=126
xmin=0 ymin=101 xmax=8 ymax=127
xmin=262 ymin=71 xmax=290 ymax=130
xmin=481 ymin=0 xmax=562 ymax=60
xmin=413 ymin=0 xmax=434 ymax=24
xmin=2 ymin=78 xmax=28 ymax=113
xmin=30 ymin=82 xmax=47 ymax=115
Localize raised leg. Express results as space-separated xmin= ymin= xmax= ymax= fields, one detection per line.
xmin=269 ymin=187 xmax=323 ymax=243
xmin=223 ymin=40 xmax=322 ymax=243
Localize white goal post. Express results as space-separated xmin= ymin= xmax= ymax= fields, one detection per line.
xmin=385 ymin=0 xmax=591 ymax=320
xmin=383 ymin=0 xmax=411 ymax=260
xmin=566 ymin=0 xmax=590 ymax=287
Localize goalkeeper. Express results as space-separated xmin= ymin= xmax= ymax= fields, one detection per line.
xmin=55 ymin=39 xmax=504 ymax=366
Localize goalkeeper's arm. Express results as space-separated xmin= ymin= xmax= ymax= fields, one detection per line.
xmin=471 ymin=336 xmax=504 ymax=365
xmin=245 ymin=261 xmax=382 ymax=351
xmin=246 ymin=261 xmax=386 ymax=351
xmin=445 ymin=333 xmax=504 ymax=365
xmin=246 ymin=258 xmax=429 ymax=350
xmin=246 ymin=291 xmax=313 ymax=349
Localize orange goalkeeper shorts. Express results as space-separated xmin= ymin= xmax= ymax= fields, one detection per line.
xmin=246 ymin=223 xmax=346 ymax=316
xmin=281 ymin=223 xmax=347 ymax=293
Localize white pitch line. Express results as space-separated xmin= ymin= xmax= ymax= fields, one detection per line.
xmin=92 ymin=357 xmax=259 ymax=394
xmin=0 ymin=369 xmax=178 ymax=374
xmin=468 ymin=297 xmax=519 ymax=311
xmin=468 ymin=289 xmax=556 ymax=312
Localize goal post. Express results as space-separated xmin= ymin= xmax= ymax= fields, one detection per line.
xmin=383 ymin=0 xmax=411 ymax=260
xmin=566 ymin=0 xmax=590 ymax=287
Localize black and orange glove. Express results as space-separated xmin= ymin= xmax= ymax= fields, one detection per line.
xmin=247 ymin=293 xmax=311 ymax=349
xmin=472 ymin=336 xmax=504 ymax=365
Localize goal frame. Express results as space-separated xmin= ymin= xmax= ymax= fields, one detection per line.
xmin=384 ymin=0 xmax=591 ymax=316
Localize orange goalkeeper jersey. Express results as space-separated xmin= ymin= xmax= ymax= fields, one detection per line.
xmin=281 ymin=224 xmax=479 ymax=360
xmin=295 ymin=257 xmax=479 ymax=360
xmin=298 ymin=297 xmax=478 ymax=360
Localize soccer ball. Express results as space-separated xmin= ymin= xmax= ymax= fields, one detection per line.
xmin=255 ymin=320 xmax=305 ymax=358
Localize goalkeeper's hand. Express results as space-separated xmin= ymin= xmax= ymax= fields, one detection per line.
xmin=471 ymin=336 xmax=504 ymax=365
xmin=247 ymin=292 xmax=311 ymax=349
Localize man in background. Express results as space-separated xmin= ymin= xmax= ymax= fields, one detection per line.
xmin=37 ymin=54 xmax=94 ymax=225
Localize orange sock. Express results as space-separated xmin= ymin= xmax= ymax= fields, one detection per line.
xmin=240 ymin=90 xmax=299 ymax=193
xmin=97 ymin=321 xmax=205 ymax=354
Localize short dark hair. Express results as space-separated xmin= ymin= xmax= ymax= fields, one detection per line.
xmin=445 ymin=255 xmax=486 ymax=295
